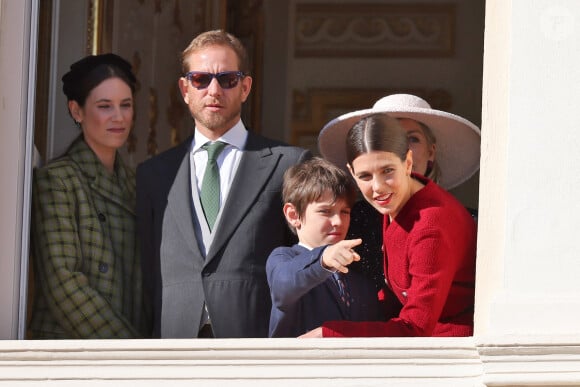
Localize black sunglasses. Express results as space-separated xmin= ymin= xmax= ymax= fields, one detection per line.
xmin=185 ymin=71 xmax=245 ymax=90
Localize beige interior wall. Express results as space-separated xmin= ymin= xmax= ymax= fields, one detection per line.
xmin=265 ymin=0 xmax=485 ymax=208
xmin=47 ymin=0 xmax=485 ymax=209
xmin=110 ymin=0 xmax=217 ymax=167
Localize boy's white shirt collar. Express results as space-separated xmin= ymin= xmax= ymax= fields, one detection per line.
xmin=298 ymin=242 xmax=314 ymax=251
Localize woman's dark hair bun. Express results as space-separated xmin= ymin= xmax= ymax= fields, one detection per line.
xmin=62 ymin=53 xmax=136 ymax=104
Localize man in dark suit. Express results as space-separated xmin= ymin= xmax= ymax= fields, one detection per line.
xmin=136 ymin=30 xmax=310 ymax=338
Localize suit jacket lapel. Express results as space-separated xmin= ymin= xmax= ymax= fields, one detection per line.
xmin=165 ymin=152 xmax=203 ymax=261
xmin=207 ymin=134 xmax=278 ymax=259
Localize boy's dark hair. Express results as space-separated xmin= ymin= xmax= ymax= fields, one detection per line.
xmin=282 ymin=157 xmax=357 ymax=232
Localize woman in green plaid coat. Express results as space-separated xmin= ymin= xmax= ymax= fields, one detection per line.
xmin=29 ymin=54 xmax=145 ymax=339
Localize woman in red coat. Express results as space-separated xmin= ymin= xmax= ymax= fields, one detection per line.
xmin=302 ymin=113 xmax=477 ymax=337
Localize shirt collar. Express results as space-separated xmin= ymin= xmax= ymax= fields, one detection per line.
xmin=191 ymin=119 xmax=248 ymax=153
xmin=298 ymin=242 xmax=313 ymax=251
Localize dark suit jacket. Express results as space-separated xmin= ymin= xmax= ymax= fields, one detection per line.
xmin=267 ymin=244 xmax=384 ymax=337
xmin=136 ymin=132 xmax=310 ymax=338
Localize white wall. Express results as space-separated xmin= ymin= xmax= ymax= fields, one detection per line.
xmin=501 ymin=0 xmax=580 ymax=333
xmin=476 ymin=0 xmax=580 ymax=336
xmin=474 ymin=0 xmax=510 ymax=336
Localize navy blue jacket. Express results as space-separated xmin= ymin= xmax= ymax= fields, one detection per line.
xmin=266 ymin=244 xmax=384 ymax=337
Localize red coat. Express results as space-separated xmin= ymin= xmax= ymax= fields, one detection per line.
xmin=322 ymin=176 xmax=476 ymax=337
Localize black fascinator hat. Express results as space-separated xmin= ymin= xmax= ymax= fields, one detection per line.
xmin=62 ymin=53 xmax=137 ymax=106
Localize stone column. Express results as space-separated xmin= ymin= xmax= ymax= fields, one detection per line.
xmin=476 ymin=0 xmax=580 ymax=338
xmin=0 ymin=0 xmax=36 ymax=339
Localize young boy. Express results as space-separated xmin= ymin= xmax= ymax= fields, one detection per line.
xmin=266 ymin=157 xmax=383 ymax=337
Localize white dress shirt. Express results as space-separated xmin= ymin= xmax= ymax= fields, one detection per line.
xmin=190 ymin=120 xmax=248 ymax=209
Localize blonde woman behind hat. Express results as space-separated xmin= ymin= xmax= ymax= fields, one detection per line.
xmin=399 ymin=118 xmax=439 ymax=183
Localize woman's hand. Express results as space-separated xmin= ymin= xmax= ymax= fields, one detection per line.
xmin=299 ymin=327 xmax=323 ymax=338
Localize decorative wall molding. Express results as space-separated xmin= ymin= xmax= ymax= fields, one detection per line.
xmin=291 ymin=87 xmax=452 ymax=154
xmin=0 ymin=338 xmax=481 ymax=385
xmin=477 ymin=335 xmax=580 ymax=386
xmin=1 ymin=336 xmax=580 ymax=385
xmin=294 ymin=3 xmax=455 ymax=57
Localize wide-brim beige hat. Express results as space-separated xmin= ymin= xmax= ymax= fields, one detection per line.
xmin=318 ymin=93 xmax=481 ymax=190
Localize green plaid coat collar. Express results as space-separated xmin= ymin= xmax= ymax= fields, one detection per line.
xmin=66 ymin=136 xmax=135 ymax=215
